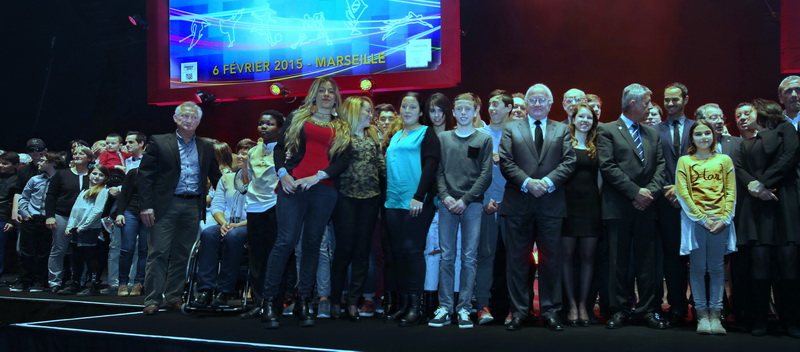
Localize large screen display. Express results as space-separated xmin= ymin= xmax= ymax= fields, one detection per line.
xmin=167 ymin=0 xmax=446 ymax=86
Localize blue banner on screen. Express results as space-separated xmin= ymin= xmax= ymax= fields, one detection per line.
xmin=169 ymin=0 xmax=442 ymax=89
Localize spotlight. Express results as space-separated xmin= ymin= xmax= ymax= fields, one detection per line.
xmin=359 ymin=77 xmax=376 ymax=93
xmin=270 ymin=83 xmax=290 ymax=97
xmin=195 ymin=90 xmax=217 ymax=104
xmin=127 ymin=15 xmax=149 ymax=30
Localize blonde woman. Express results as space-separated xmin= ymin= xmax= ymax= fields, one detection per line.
xmin=330 ymin=96 xmax=385 ymax=320
xmin=261 ymin=77 xmax=351 ymax=329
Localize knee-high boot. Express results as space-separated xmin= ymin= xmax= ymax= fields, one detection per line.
xmin=780 ymin=279 xmax=800 ymax=338
xmin=751 ymin=280 xmax=771 ymax=336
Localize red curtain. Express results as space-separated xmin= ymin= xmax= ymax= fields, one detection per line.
xmin=782 ymin=0 xmax=800 ymax=72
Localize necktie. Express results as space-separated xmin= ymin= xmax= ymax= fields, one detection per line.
xmin=632 ymin=123 xmax=644 ymax=162
xmin=534 ymin=120 xmax=543 ymax=154
xmin=672 ymin=119 xmax=681 ymax=156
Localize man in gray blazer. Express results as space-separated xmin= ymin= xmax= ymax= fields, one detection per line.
xmin=597 ymin=84 xmax=666 ymax=329
xmin=499 ymin=83 xmax=576 ymax=331
xmin=138 ymin=101 xmax=221 ymax=315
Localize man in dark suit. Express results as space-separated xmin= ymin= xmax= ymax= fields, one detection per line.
xmin=654 ymin=82 xmax=694 ymax=325
xmin=499 ymin=83 xmax=576 ymax=331
xmin=138 ymin=101 xmax=221 ymax=315
xmin=597 ymin=83 xmax=666 ymax=329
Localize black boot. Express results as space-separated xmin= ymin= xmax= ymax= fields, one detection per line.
xmin=294 ymin=296 xmax=314 ymax=327
xmin=241 ymin=305 xmax=262 ymax=319
xmin=382 ymin=291 xmax=398 ymax=318
xmin=261 ymin=297 xmax=280 ymax=329
xmin=781 ymin=280 xmax=800 ymax=339
xmin=399 ymin=293 xmax=423 ymax=327
xmin=424 ymin=290 xmax=439 ymax=320
xmin=385 ymin=293 xmax=409 ymax=322
xmin=751 ymin=280 xmax=770 ymax=336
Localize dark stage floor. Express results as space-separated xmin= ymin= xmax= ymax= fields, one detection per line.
xmin=2 ymin=288 xmax=799 ymax=352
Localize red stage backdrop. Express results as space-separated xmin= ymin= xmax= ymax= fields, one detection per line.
xmin=783 ymin=0 xmax=800 ymax=73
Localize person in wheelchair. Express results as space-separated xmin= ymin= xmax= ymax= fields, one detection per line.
xmin=194 ymin=139 xmax=256 ymax=307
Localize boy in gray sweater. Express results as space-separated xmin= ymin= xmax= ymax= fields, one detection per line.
xmin=428 ymin=93 xmax=493 ymax=329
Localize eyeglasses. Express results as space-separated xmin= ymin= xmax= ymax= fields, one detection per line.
xmin=178 ymin=114 xmax=199 ymax=120
xmin=27 ymin=147 xmax=45 ymax=153
xmin=527 ymin=98 xmax=553 ymax=105
xmin=563 ymin=97 xmax=586 ymax=104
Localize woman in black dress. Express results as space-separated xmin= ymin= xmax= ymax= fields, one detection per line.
xmin=735 ymin=99 xmax=800 ymax=338
xmin=562 ymin=103 xmax=601 ymax=327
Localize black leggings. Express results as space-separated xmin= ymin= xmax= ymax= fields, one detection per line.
xmin=70 ymin=244 xmax=101 ymax=284
xmin=750 ymin=243 xmax=798 ymax=281
xmin=385 ymin=203 xmax=435 ymax=295
xmin=562 ymin=237 xmax=599 ymax=315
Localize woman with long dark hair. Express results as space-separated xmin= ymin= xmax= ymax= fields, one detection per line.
xmin=260 ymin=77 xmax=351 ymax=329
xmin=383 ymin=91 xmax=440 ymax=327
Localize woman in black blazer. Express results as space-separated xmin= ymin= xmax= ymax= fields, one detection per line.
xmin=735 ymin=99 xmax=800 ymax=338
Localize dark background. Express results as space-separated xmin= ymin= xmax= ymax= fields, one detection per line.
xmin=2 ymin=0 xmax=785 ymax=153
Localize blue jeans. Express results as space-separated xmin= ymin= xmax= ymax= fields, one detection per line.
xmin=263 ymin=185 xmax=338 ymax=298
xmin=294 ymin=223 xmax=335 ymax=297
xmin=437 ymin=202 xmax=482 ymax=313
xmin=688 ymin=223 xmax=729 ymax=311
xmin=476 ymin=211 xmax=504 ymax=305
xmin=119 ymin=210 xmax=148 ymax=286
xmin=48 ymin=214 xmax=71 ymax=287
xmin=197 ymin=224 xmax=248 ymax=293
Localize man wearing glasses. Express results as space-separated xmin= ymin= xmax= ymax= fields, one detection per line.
xmin=499 ymin=83 xmax=576 ymax=331
xmin=562 ymin=88 xmax=587 ymax=122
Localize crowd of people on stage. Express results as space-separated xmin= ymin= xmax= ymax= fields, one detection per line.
xmin=2 ymin=75 xmax=800 ymax=338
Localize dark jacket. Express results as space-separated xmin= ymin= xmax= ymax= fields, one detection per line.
xmin=137 ymin=133 xmax=221 ymax=221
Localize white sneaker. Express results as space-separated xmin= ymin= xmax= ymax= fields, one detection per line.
xmin=428 ymin=307 xmax=451 ymax=327
xmin=457 ymin=309 xmax=473 ymax=329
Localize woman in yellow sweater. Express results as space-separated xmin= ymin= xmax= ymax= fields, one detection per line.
xmin=675 ymin=120 xmax=736 ymax=336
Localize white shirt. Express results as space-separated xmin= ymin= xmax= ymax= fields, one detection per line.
xmin=124 ymin=155 xmax=142 ymax=173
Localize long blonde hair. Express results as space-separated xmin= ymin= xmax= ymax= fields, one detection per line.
xmin=341 ymin=96 xmax=380 ymax=146
xmin=284 ymin=77 xmax=350 ymax=158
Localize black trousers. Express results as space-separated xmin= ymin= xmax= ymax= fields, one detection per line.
xmin=246 ymin=207 xmax=279 ymax=302
xmin=655 ymin=199 xmax=689 ymax=315
xmin=330 ymin=194 xmax=381 ymax=305
xmin=606 ymin=217 xmax=658 ymax=315
xmin=385 ymin=203 xmax=435 ymax=295
xmin=503 ymin=213 xmax=563 ymax=319
xmin=18 ymin=216 xmax=51 ymax=285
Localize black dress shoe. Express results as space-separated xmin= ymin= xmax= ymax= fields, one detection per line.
xmin=241 ymin=306 xmax=262 ymax=319
xmin=606 ymin=313 xmax=626 ymax=329
xmin=506 ymin=317 xmax=524 ymax=331
xmin=643 ymin=313 xmax=667 ymax=330
xmin=667 ymin=311 xmax=685 ymax=327
xmin=544 ymin=316 xmax=564 ymax=331
xmin=580 ymin=319 xmax=591 ymax=327
xmin=195 ymin=291 xmax=213 ymax=306
xmin=211 ymin=292 xmax=229 ymax=306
